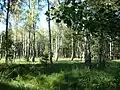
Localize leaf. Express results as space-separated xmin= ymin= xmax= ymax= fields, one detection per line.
xmin=45 ymin=11 xmax=49 ymax=16
xmin=51 ymin=6 xmax=55 ymax=10
xmin=56 ymin=19 xmax=61 ymax=23
xmin=60 ymin=15 xmax=66 ymax=20
xmin=51 ymin=16 xmax=55 ymax=20
xmin=99 ymin=8 xmax=105 ymax=13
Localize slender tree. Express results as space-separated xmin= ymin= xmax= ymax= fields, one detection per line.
xmin=5 ymin=0 xmax=10 ymax=63
xmin=47 ymin=0 xmax=53 ymax=64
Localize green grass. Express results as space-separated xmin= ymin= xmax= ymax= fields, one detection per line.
xmin=0 ymin=58 xmax=83 ymax=64
xmin=0 ymin=59 xmax=120 ymax=90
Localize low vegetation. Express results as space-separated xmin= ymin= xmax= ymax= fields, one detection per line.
xmin=0 ymin=60 xmax=120 ymax=90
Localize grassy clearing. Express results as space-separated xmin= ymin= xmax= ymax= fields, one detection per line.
xmin=0 ymin=60 xmax=120 ymax=90
xmin=0 ymin=58 xmax=83 ymax=64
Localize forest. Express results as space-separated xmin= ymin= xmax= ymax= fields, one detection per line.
xmin=0 ymin=0 xmax=120 ymax=90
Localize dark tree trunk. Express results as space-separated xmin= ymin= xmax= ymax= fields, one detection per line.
xmin=58 ymin=0 xmax=60 ymax=4
xmin=5 ymin=0 xmax=10 ymax=63
xmin=98 ymin=30 xmax=105 ymax=68
xmin=0 ymin=35 xmax=2 ymax=59
xmin=32 ymin=24 xmax=36 ymax=62
xmin=47 ymin=0 xmax=53 ymax=64
xmin=27 ymin=30 xmax=31 ymax=62
xmin=25 ymin=34 xmax=27 ymax=58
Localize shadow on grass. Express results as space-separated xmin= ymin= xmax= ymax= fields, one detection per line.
xmin=0 ymin=82 xmax=32 ymax=90
xmin=0 ymin=61 xmax=85 ymax=78
xmin=0 ymin=61 xmax=120 ymax=79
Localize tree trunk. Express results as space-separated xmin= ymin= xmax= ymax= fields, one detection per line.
xmin=77 ymin=41 xmax=81 ymax=59
xmin=58 ymin=0 xmax=61 ymax=4
xmin=98 ymin=30 xmax=105 ymax=68
xmin=82 ymin=43 xmax=85 ymax=61
xmin=55 ymin=35 xmax=59 ymax=61
xmin=27 ymin=30 xmax=31 ymax=61
xmin=21 ymin=32 xmax=24 ymax=57
xmin=36 ymin=42 xmax=38 ymax=57
xmin=14 ymin=29 xmax=17 ymax=59
xmin=32 ymin=24 xmax=36 ymax=62
xmin=23 ymin=31 xmax=25 ymax=57
xmin=71 ymin=33 xmax=75 ymax=61
xmin=0 ymin=35 xmax=2 ymax=59
xmin=109 ymin=40 xmax=112 ymax=60
xmin=47 ymin=0 xmax=53 ymax=64
xmin=84 ymin=29 xmax=91 ymax=69
xmin=5 ymin=0 xmax=10 ymax=63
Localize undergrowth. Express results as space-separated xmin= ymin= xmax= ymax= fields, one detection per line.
xmin=0 ymin=61 xmax=120 ymax=90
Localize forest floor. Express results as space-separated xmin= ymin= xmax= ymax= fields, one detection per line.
xmin=0 ymin=59 xmax=120 ymax=90
xmin=0 ymin=58 xmax=82 ymax=64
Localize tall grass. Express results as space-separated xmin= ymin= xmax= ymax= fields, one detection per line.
xmin=0 ymin=60 xmax=120 ymax=90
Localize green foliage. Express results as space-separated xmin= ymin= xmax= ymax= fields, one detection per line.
xmin=51 ymin=1 xmax=120 ymax=38
xmin=2 ymin=69 xmax=116 ymax=90
xmin=49 ymin=0 xmax=120 ymax=68
xmin=0 ymin=61 xmax=120 ymax=90
xmin=1 ymin=31 xmax=14 ymax=55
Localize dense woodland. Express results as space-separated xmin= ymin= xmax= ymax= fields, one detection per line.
xmin=0 ymin=0 xmax=120 ymax=90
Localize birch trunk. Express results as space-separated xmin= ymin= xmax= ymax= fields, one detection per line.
xmin=84 ymin=29 xmax=91 ymax=69
xmin=71 ymin=34 xmax=75 ymax=61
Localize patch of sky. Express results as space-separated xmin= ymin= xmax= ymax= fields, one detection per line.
xmin=0 ymin=0 xmax=56 ymax=33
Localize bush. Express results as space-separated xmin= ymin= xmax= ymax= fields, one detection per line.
xmin=51 ymin=69 xmax=115 ymax=90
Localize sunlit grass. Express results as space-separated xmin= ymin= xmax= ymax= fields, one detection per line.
xmin=0 ymin=58 xmax=83 ymax=64
xmin=6 ymin=69 xmax=116 ymax=90
xmin=0 ymin=57 xmax=120 ymax=65
xmin=112 ymin=59 xmax=120 ymax=62
xmin=0 ymin=59 xmax=120 ymax=90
